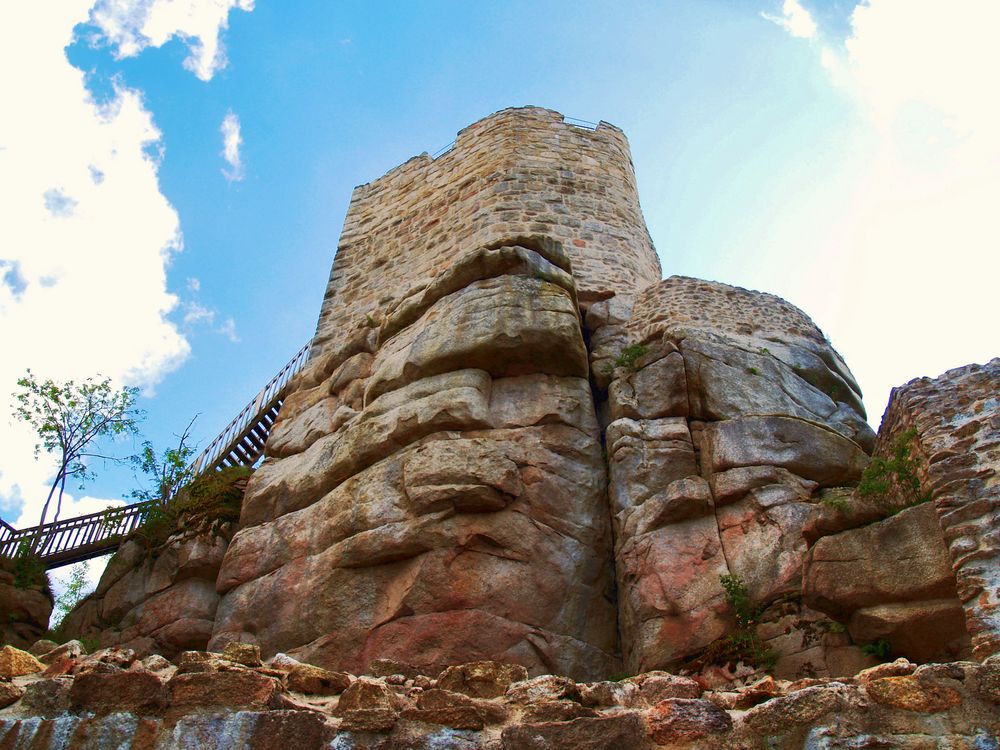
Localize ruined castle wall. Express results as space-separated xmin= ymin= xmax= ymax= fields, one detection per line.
xmin=873 ymin=359 xmax=1000 ymax=660
xmin=311 ymin=106 xmax=662 ymax=360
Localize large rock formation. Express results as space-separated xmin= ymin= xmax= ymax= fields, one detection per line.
xmin=48 ymin=108 xmax=1000 ymax=719
xmin=0 ymin=567 xmax=51 ymax=650
xmin=60 ymin=527 xmax=234 ymax=659
xmin=207 ymin=108 xmax=665 ymax=680
xmin=595 ymin=276 xmax=875 ymax=676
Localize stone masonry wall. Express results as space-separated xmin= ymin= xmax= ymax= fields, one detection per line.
xmin=870 ymin=359 xmax=1000 ymax=660
xmin=311 ymin=106 xmax=662 ymax=361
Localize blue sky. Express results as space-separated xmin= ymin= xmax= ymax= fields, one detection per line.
xmin=1 ymin=1 xmax=998 ymax=589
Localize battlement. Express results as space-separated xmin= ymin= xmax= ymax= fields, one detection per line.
xmin=312 ymin=106 xmax=662 ymax=358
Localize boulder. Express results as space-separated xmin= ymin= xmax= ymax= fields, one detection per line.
xmin=0 ymin=645 xmax=44 ymax=678
xmin=646 ymin=697 xmax=733 ymax=743
xmin=701 ymin=415 xmax=869 ymax=487
xmin=804 ymin=503 xmax=961 ymax=618
xmin=286 ymin=664 xmax=351 ymax=695
xmin=436 ymin=661 xmax=528 ymax=699
xmin=500 ymin=713 xmax=646 ymax=750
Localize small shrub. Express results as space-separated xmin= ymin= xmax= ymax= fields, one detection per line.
xmin=861 ymin=639 xmax=892 ymax=660
xmin=717 ymin=574 xmax=774 ymax=670
xmin=747 ymin=367 xmax=761 ymax=376
xmin=614 ymin=344 xmax=648 ymax=371
xmin=758 ymin=347 xmax=771 ymax=355
xmin=8 ymin=541 xmax=48 ymax=590
xmin=820 ymin=494 xmax=850 ymax=513
xmin=131 ymin=465 xmax=250 ymax=553
xmin=364 ymin=314 xmax=378 ymax=328
xmin=858 ymin=428 xmax=930 ymax=510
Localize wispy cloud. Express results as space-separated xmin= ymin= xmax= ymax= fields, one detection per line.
xmin=182 ymin=298 xmax=240 ymax=342
xmin=220 ymin=110 xmax=244 ymax=181
xmin=88 ymin=0 xmax=255 ymax=82
xmin=762 ymin=0 xmax=817 ymax=39
xmin=218 ymin=317 xmax=240 ymax=343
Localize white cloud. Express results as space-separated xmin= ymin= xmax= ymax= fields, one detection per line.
xmin=183 ymin=300 xmax=216 ymax=326
xmin=218 ymin=316 xmax=240 ymax=343
xmin=220 ymin=110 xmax=244 ymax=181
xmin=89 ymin=0 xmax=255 ymax=81
xmin=770 ymin=0 xmax=1000 ymax=425
xmin=0 ymin=0 xmax=252 ymax=537
xmin=762 ymin=0 xmax=818 ymax=39
xmin=0 ymin=3 xmax=190 ymax=531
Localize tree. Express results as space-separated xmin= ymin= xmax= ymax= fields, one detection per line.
xmin=51 ymin=562 xmax=94 ymax=629
xmin=12 ymin=371 xmax=142 ymax=546
xmin=129 ymin=416 xmax=198 ymax=507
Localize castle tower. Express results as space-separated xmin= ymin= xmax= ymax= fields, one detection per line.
xmin=311 ymin=106 xmax=662 ymax=360
xmin=209 ymin=107 xmax=662 ymax=679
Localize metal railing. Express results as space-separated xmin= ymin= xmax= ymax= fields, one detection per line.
xmin=0 ymin=341 xmax=312 ymax=570
xmin=189 ymin=342 xmax=311 ymax=474
xmin=0 ymin=501 xmax=155 ymax=568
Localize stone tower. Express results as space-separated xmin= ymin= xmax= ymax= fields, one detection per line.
xmin=209 ymin=107 xmax=664 ymax=679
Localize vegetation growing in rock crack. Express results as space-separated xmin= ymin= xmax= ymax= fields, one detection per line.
xmin=123 ymin=465 xmax=251 ymax=555
xmin=4 ymin=541 xmax=49 ymax=591
xmin=819 ymin=492 xmax=850 ymax=513
xmin=857 ymin=427 xmax=931 ymax=510
xmin=860 ymin=638 xmax=892 ymax=661
xmin=689 ymin=574 xmax=774 ymax=672
xmin=614 ymin=344 xmax=648 ymax=371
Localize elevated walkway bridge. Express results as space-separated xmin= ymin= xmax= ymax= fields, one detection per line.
xmin=0 ymin=342 xmax=311 ymax=570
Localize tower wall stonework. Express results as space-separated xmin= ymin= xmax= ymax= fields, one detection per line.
xmin=311 ymin=106 xmax=661 ymax=361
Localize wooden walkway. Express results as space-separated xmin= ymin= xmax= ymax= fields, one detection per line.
xmin=0 ymin=342 xmax=311 ymax=570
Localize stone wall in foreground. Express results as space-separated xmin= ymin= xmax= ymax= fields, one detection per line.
xmin=1 ymin=644 xmax=998 ymax=749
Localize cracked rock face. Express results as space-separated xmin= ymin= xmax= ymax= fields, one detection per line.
xmin=595 ymin=275 xmax=877 ymax=675
xmin=58 ymin=107 xmax=999 ymax=696
xmin=210 ymin=242 xmax=620 ymax=680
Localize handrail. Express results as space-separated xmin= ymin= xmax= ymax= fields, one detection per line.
xmin=188 ymin=341 xmax=311 ymax=474
xmin=0 ymin=340 xmax=312 ymax=569
xmin=0 ymin=500 xmax=155 ymax=564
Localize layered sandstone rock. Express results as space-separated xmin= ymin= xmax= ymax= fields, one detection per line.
xmin=601 ymin=276 xmax=875 ymax=675
xmin=0 ymin=570 xmax=52 ymax=649
xmin=59 ymin=527 xmax=233 ymax=659
xmin=210 ymin=240 xmax=620 ymax=680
